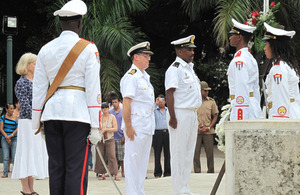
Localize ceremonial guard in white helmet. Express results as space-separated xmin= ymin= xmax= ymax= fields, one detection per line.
xmin=120 ymin=42 xmax=155 ymax=195
xmin=32 ymin=0 xmax=101 ymax=194
xmin=263 ymin=23 xmax=300 ymax=119
xmin=228 ymin=19 xmax=263 ymax=120
xmin=165 ymin=35 xmax=202 ymax=195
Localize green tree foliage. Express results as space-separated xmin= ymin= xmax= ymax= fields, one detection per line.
xmin=51 ymin=0 xmax=152 ymax=99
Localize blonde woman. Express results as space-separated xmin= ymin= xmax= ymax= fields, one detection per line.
xmin=12 ymin=53 xmax=48 ymax=195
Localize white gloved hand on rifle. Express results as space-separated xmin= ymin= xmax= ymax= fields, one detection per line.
xmin=88 ymin=128 xmax=102 ymax=145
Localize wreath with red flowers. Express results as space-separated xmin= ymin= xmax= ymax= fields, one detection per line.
xmin=245 ymin=1 xmax=280 ymax=54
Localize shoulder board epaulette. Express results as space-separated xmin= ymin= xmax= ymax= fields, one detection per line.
xmin=235 ymin=51 xmax=241 ymax=57
xmin=209 ymin=97 xmax=215 ymax=101
xmin=172 ymin=62 xmax=180 ymax=68
xmin=128 ymin=69 xmax=137 ymax=75
xmin=81 ymin=38 xmax=95 ymax=44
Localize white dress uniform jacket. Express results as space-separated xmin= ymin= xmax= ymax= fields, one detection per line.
xmin=265 ymin=60 xmax=300 ymax=119
xmin=32 ymin=31 xmax=101 ymax=129
xmin=165 ymin=56 xmax=202 ymax=109
xmin=120 ymin=64 xmax=155 ymax=135
xmin=227 ymin=47 xmax=263 ymax=120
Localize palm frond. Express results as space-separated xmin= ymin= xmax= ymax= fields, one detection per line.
xmin=94 ymin=16 xmax=142 ymax=62
xmin=100 ymin=58 xmax=121 ymax=97
xmin=277 ymin=0 xmax=300 ymax=31
xmin=181 ymin=0 xmax=218 ymax=21
xmin=213 ymin=0 xmax=259 ymax=48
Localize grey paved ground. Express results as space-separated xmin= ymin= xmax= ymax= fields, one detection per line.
xmin=0 ymin=146 xmax=225 ymax=195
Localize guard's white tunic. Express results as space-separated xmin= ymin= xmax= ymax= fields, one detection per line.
xmin=227 ymin=47 xmax=263 ymax=121
xmin=120 ymin=64 xmax=155 ymax=195
xmin=165 ymin=57 xmax=202 ymax=195
xmin=32 ymin=31 xmax=101 ymax=129
xmin=265 ymin=60 xmax=300 ymax=119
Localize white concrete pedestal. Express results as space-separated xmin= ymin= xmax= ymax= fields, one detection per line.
xmin=225 ymin=120 xmax=300 ymax=195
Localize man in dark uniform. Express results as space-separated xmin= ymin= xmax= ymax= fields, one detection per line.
xmin=32 ymin=0 xmax=101 ymax=194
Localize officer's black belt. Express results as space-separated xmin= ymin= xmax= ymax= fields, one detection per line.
xmin=156 ymin=129 xmax=168 ymax=132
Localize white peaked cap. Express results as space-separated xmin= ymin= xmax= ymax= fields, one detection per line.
xmin=54 ymin=0 xmax=87 ymax=17
xmin=229 ymin=19 xmax=256 ymax=34
xmin=127 ymin=41 xmax=154 ymax=57
xmin=171 ymin=35 xmax=196 ymax=48
xmin=262 ymin=22 xmax=296 ymax=40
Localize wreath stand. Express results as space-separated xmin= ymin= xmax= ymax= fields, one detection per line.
xmin=210 ymin=161 xmax=225 ymax=195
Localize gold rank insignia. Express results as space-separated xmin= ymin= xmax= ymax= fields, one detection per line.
xmin=128 ymin=69 xmax=137 ymax=75
xmin=190 ymin=36 xmax=195 ymax=44
xmin=172 ymin=62 xmax=180 ymax=68
xmin=146 ymin=43 xmax=150 ymax=50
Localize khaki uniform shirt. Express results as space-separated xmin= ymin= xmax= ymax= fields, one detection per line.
xmin=197 ymin=97 xmax=219 ymax=134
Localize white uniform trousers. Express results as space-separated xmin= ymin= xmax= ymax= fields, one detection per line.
xmin=124 ymin=132 xmax=152 ymax=195
xmin=167 ymin=108 xmax=198 ymax=195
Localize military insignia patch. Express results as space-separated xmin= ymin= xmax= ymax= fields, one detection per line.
xmin=97 ymin=94 xmax=101 ymax=104
xmin=172 ymin=62 xmax=180 ymax=68
xmin=277 ymin=106 xmax=287 ymax=116
xmin=95 ymin=52 xmax=100 ymax=64
xmin=128 ymin=69 xmax=137 ymax=75
xmin=236 ymin=96 xmax=244 ymax=104
xmin=235 ymin=51 xmax=241 ymax=57
xmin=273 ymin=73 xmax=282 ymax=84
xmin=190 ymin=36 xmax=195 ymax=44
xmin=235 ymin=61 xmax=243 ymax=70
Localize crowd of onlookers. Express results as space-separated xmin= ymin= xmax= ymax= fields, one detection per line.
xmin=0 ymin=88 xmax=219 ymax=181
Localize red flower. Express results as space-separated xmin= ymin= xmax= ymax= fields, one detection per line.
xmin=270 ymin=1 xmax=276 ymax=7
xmin=251 ymin=11 xmax=259 ymax=18
xmin=252 ymin=18 xmax=258 ymax=25
xmin=244 ymin=21 xmax=249 ymax=25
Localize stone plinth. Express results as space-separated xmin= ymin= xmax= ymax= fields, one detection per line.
xmin=225 ymin=120 xmax=300 ymax=195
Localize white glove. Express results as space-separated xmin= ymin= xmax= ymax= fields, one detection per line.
xmin=88 ymin=128 xmax=102 ymax=145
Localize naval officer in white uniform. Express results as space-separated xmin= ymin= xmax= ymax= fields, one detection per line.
xmin=165 ymin=35 xmax=202 ymax=195
xmin=120 ymin=42 xmax=155 ymax=195
xmin=228 ymin=19 xmax=263 ymax=121
xmin=32 ymin=0 xmax=101 ymax=194
xmin=263 ymin=22 xmax=300 ymax=119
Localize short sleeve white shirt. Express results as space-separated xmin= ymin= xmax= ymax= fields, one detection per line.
xmin=165 ymin=57 xmax=202 ymax=109
xmin=120 ymin=64 xmax=155 ymax=135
